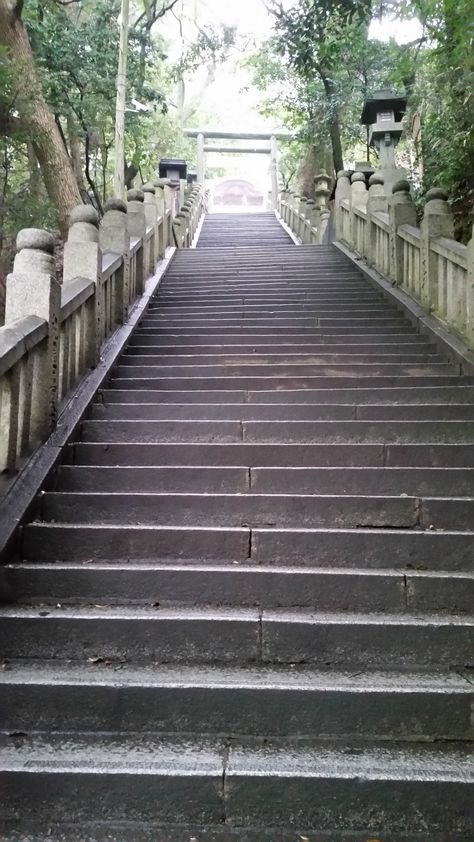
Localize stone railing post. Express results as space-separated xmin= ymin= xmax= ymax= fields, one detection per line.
xmin=304 ymin=199 xmax=316 ymax=243
xmin=100 ymin=198 xmax=130 ymax=324
xmin=420 ymin=188 xmax=454 ymax=311
xmin=388 ymin=179 xmax=417 ymax=285
xmin=63 ymin=205 xmax=102 ymax=366
xmin=366 ymin=174 xmax=387 ymax=266
xmin=5 ymin=229 xmax=60 ymax=436
xmin=153 ymin=180 xmax=167 ymax=256
xmin=298 ymin=197 xmax=308 ymax=241
xmin=314 ymin=172 xmax=331 ymax=244
xmin=127 ymin=188 xmax=146 ymax=295
xmin=142 ymin=182 xmax=159 ymax=269
xmin=318 ymin=208 xmax=331 ymax=244
xmin=467 ymin=225 xmax=474 ymax=346
xmin=334 ymin=171 xmax=351 ymax=241
xmin=303 ymin=199 xmax=316 ymax=245
xmin=350 ymin=172 xmax=368 ymax=251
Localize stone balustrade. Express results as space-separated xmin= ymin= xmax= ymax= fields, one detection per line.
xmin=280 ymin=169 xmax=474 ymax=349
xmin=278 ymin=173 xmax=332 ymax=245
xmin=333 ymin=171 xmax=474 ymax=348
xmin=0 ymin=183 xmax=205 ymax=475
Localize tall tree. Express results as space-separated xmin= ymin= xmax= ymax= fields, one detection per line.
xmin=0 ymin=0 xmax=81 ymax=233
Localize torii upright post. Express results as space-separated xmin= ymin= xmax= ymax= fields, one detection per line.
xmin=197 ymin=132 xmax=205 ymax=186
xmin=270 ymin=135 xmax=279 ymax=210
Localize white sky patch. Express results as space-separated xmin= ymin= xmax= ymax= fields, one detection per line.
xmin=369 ymin=15 xmax=424 ymax=44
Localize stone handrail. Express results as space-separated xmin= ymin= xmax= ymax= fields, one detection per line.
xmin=277 ymin=173 xmax=332 ymax=245
xmin=0 ymin=180 xmax=205 ymax=475
xmin=333 ymin=171 xmax=474 ymax=349
xmin=280 ymin=168 xmax=474 ymax=349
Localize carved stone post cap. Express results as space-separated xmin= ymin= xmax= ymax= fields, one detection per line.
xmin=369 ymin=174 xmax=385 ymax=187
xmin=128 ymin=188 xmax=145 ymax=202
xmin=69 ymin=205 xmax=99 ymax=227
xmin=142 ymin=182 xmax=156 ymax=194
xmin=306 ymin=199 xmax=316 ymax=206
xmin=425 ymin=187 xmax=449 ymax=202
xmin=337 ymin=170 xmax=351 ymax=180
xmin=16 ymin=228 xmax=55 ymax=254
xmin=351 ymin=172 xmax=366 ymax=184
xmin=104 ymin=198 xmax=127 ymax=214
xmin=154 ymin=178 xmax=172 ymax=187
xmin=392 ymin=179 xmax=411 ymax=194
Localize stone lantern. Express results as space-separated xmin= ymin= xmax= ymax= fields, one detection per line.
xmin=314 ymin=172 xmax=331 ymax=213
xmin=361 ymin=88 xmax=408 ymax=196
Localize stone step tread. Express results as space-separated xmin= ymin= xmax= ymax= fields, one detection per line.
xmin=2 ymin=605 xmax=471 ymax=625
xmin=89 ymin=404 xmax=474 ymax=421
xmin=99 ymin=387 xmax=474 ymax=404
xmin=2 ymin=661 xmax=471 ymax=692
xmin=55 ymin=465 xmax=474 ymax=495
xmin=7 ymin=562 xmax=474 ymax=613
xmin=0 ymin=733 xmax=471 ymax=780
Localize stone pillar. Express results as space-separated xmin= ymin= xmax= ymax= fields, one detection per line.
xmin=305 ymin=199 xmax=317 ymax=243
xmin=334 ymin=171 xmax=352 ymax=241
xmin=5 ymin=228 xmax=60 ymax=437
xmin=197 ymin=132 xmax=205 ymax=185
xmin=350 ymin=172 xmax=368 ymax=252
xmin=100 ymin=198 xmax=130 ymax=324
xmin=366 ymin=174 xmax=387 ymax=265
xmin=298 ymin=197 xmax=308 ymax=241
xmin=127 ymin=188 xmax=146 ymax=295
xmin=314 ymin=172 xmax=331 ymax=243
xmin=420 ymin=188 xmax=454 ymax=311
xmin=270 ymin=135 xmax=279 ymax=210
xmin=467 ymin=224 xmax=474 ymax=346
xmin=63 ymin=205 xmax=102 ymax=366
xmin=388 ymin=179 xmax=417 ymax=285
xmin=142 ymin=182 xmax=158 ymax=269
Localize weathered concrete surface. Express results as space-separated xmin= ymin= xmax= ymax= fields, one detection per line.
xmin=0 ymin=215 xmax=473 ymax=838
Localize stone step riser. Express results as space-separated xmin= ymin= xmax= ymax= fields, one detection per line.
xmin=38 ymin=491 xmax=474 ymax=532
xmin=126 ymin=343 xmax=437 ymax=354
xmin=120 ymin=354 xmax=444 ymax=366
xmin=108 ymin=375 xmax=471 ymax=390
xmin=71 ymin=441 xmax=474 ymax=469
xmin=2 ymin=677 xmax=471 ymax=740
xmin=80 ymin=419 xmax=474 ymax=445
xmin=0 ymin=611 xmax=471 ymax=667
xmin=1 ymin=765 xmax=471 ymax=834
xmin=55 ymin=465 xmax=474 ymax=498
xmin=21 ymin=524 xmax=474 ymax=571
xmin=6 ymin=564 xmax=474 ymax=613
xmin=89 ymin=404 xmax=474 ymax=422
xmin=99 ymin=386 xmax=474 ymax=404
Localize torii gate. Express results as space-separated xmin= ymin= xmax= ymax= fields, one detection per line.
xmin=184 ymin=129 xmax=295 ymax=210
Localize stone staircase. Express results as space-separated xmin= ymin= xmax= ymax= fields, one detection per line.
xmin=0 ymin=212 xmax=473 ymax=840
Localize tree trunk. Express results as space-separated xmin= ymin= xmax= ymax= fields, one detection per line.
xmin=67 ymin=114 xmax=85 ymax=194
xmin=320 ymin=70 xmax=344 ymax=175
xmin=0 ymin=0 xmax=81 ymax=235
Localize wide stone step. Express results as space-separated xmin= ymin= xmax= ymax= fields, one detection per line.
xmin=1 ymin=662 xmax=471 ymax=740
xmin=6 ymin=562 xmax=473 ymax=613
xmin=119 ymin=352 xmax=444 ymax=366
xmin=80 ymin=419 xmax=474 ymax=444
xmin=109 ymin=375 xmax=471 ymax=391
xmin=41 ymin=491 xmax=425 ymax=528
xmin=56 ymin=464 xmax=474 ymax=497
xmin=126 ymin=341 xmax=438 ymax=354
xmin=89 ymin=402 xmax=474 ymax=422
xmin=0 ymin=735 xmax=471 ymax=833
xmin=0 ymin=605 xmax=471 ymax=666
xmin=71 ymin=441 xmax=474 ymax=468
xmin=20 ymin=524 xmax=474 ymax=570
xmin=100 ymin=385 xmax=474 ymax=404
